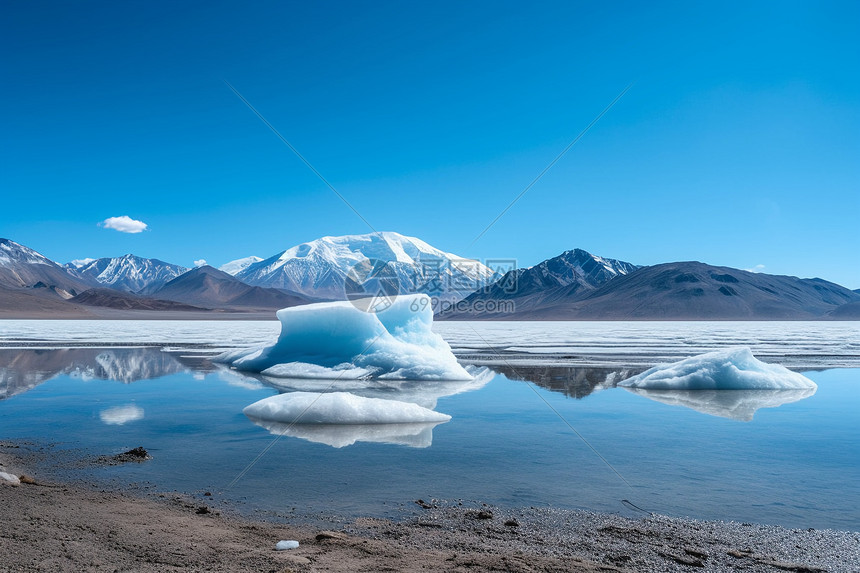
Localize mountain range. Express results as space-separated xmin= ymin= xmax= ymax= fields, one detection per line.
xmin=0 ymin=235 xmax=858 ymax=320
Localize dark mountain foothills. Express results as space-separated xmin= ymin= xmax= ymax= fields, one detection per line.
xmin=447 ymin=261 xmax=860 ymax=320
xmin=70 ymin=289 xmax=209 ymax=312
xmin=150 ymin=266 xmax=309 ymax=310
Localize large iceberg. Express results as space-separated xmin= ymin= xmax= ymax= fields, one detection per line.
xmin=618 ymin=348 xmax=816 ymax=390
xmin=243 ymin=391 xmax=452 ymax=425
xmin=218 ymin=294 xmax=472 ymax=381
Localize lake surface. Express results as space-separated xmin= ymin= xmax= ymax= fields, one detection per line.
xmin=0 ymin=321 xmax=858 ymax=531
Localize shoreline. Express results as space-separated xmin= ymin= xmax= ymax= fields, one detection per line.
xmin=1 ymin=445 xmax=856 ymax=572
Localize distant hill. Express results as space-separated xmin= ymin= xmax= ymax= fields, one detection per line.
xmin=447 ymin=248 xmax=638 ymax=316
xmin=151 ymin=265 xmax=310 ymax=310
xmin=463 ymin=261 xmax=859 ymax=320
xmin=70 ymin=288 xmax=209 ymax=312
xmin=829 ymin=301 xmax=860 ymax=319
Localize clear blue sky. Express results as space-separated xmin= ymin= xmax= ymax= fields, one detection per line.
xmin=2 ymin=1 xmax=858 ymax=287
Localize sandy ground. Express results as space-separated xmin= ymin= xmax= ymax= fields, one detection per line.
xmin=1 ymin=448 xmax=858 ymax=572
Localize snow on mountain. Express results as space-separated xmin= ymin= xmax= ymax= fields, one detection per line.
xmin=236 ymin=232 xmax=499 ymax=302
xmin=0 ymin=238 xmax=92 ymax=294
xmin=67 ymin=258 xmax=96 ymax=269
xmin=218 ymin=256 xmax=263 ymax=276
xmin=74 ymin=254 xmax=189 ymax=293
xmin=0 ymin=238 xmax=56 ymax=267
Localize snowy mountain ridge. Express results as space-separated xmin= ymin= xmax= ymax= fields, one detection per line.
xmin=0 ymin=238 xmax=55 ymax=266
xmin=71 ymin=255 xmax=189 ymax=293
xmin=236 ymin=231 xmax=499 ymax=302
xmin=218 ymin=256 xmax=263 ymax=276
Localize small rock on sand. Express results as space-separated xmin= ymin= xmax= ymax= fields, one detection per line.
xmin=0 ymin=472 xmax=21 ymax=485
xmin=275 ymin=540 xmax=299 ymax=551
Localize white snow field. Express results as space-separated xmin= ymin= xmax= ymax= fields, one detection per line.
xmin=219 ymin=294 xmax=473 ymax=380
xmin=618 ymin=347 xmax=817 ymax=390
xmin=242 ymin=391 xmax=452 ymax=425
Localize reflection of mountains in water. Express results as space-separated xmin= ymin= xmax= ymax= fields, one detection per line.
xmin=490 ymin=365 xmax=644 ymax=399
xmin=0 ymin=347 xmax=215 ymax=399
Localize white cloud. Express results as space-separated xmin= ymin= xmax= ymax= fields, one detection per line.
xmin=100 ymin=215 xmax=148 ymax=234
xmin=744 ymin=264 xmax=766 ymax=273
xmin=194 ymin=259 xmax=207 ymax=267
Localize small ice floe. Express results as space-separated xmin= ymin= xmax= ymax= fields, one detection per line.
xmin=218 ymin=294 xmax=472 ymax=381
xmin=243 ymin=392 xmax=452 ymax=425
xmin=618 ymin=348 xmax=816 ymax=390
xmin=0 ymin=471 xmax=21 ymax=485
xmin=99 ymin=404 xmax=144 ymax=425
xmin=275 ymin=540 xmax=299 ymax=550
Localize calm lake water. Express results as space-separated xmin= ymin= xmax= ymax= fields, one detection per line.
xmin=0 ymin=321 xmax=858 ymax=531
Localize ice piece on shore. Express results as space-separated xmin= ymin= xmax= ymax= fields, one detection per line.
xmin=0 ymin=471 xmax=20 ymax=485
xmin=250 ymin=419 xmax=444 ymax=448
xmin=618 ymin=348 xmax=816 ymax=390
xmin=624 ymin=388 xmax=817 ymax=421
xmin=275 ymin=540 xmax=299 ymax=550
xmin=243 ymin=391 xmax=452 ymax=425
xmin=218 ymin=294 xmax=472 ymax=380
xmin=99 ymin=404 xmax=144 ymax=425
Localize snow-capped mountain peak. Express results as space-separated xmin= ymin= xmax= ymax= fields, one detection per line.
xmin=0 ymin=238 xmax=55 ymax=266
xmin=75 ymin=254 xmax=189 ymax=293
xmin=237 ymin=232 xmax=499 ymax=302
xmin=218 ymin=256 xmax=263 ymax=276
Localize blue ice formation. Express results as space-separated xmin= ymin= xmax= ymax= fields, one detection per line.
xmin=218 ymin=294 xmax=472 ymax=380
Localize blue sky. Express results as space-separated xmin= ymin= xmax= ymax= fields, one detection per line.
xmin=2 ymin=1 xmax=858 ymax=287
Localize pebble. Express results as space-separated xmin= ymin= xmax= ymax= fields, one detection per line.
xmin=0 ymin=472 xmax=21 ymax=485
xmin=275 ymin=540 xmax=299 ymax=551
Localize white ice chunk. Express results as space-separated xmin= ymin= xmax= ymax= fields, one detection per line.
xmin=0 ymin=472 xmax=20 ymax=485
xmin=218 ymin=294 xmax=472 ymax=381
xmin=275 ymin=540 xmax=299 ymax=550
xmin=618 ymin=348 xmax=817 ymax=390
xmin=243 ymin=391 xmax=452 ymax=425
xmin=624 ymin=388 xmax=817 ymax=421
xmin=99 ymin=404 xmax=144 ymax=425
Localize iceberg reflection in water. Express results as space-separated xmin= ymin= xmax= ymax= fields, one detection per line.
xmin=623 ymin=387 xmax=817 ymax=421
xmin=242 ymin=371 xmax=492 ymax=448
xmin=247 ymin=418 xmax=446 ymax=449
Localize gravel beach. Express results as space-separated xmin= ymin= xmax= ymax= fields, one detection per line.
xmin=2 ymin=447 xmax=857 ymax=572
